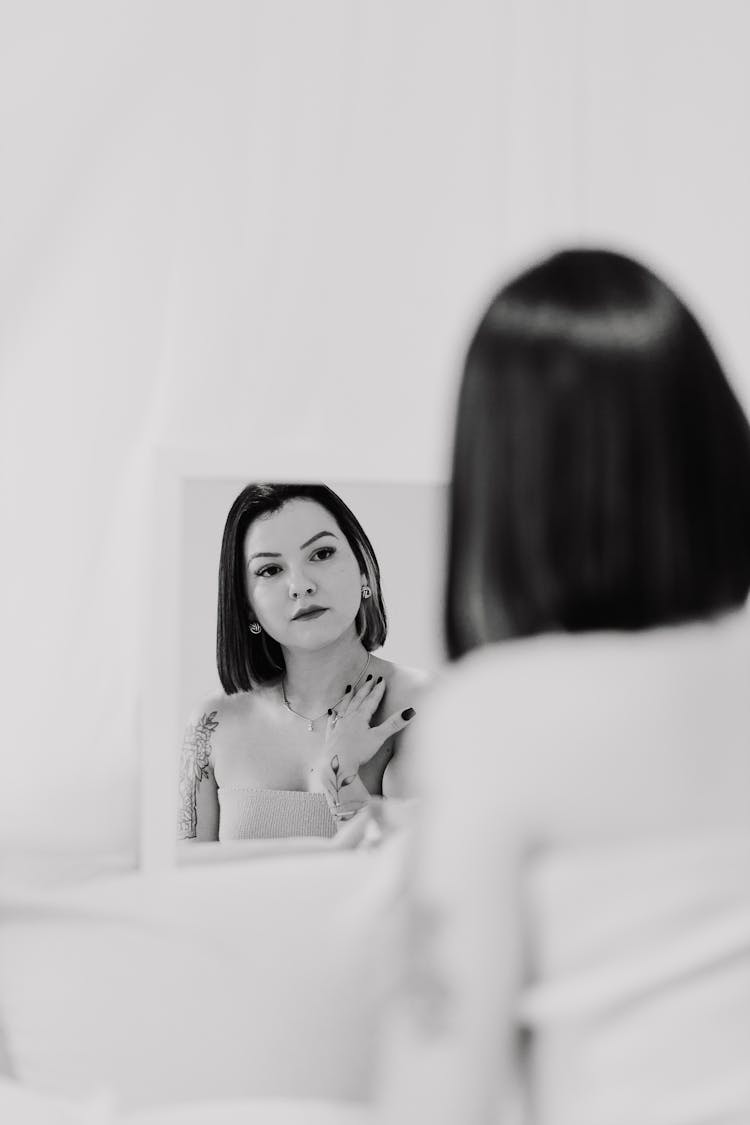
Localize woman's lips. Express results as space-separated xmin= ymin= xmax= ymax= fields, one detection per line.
xmin=292 ymin=607 xmax=328 ymax=621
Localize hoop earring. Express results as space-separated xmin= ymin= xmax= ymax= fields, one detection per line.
xmin=249 ymin=621 xmax=262 ymax=635
xmin=361 ymin=584 xmax=372 ymax=600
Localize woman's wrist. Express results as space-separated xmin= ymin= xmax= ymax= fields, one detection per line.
xmin=315 ymin=754 xmax=370 ymax=821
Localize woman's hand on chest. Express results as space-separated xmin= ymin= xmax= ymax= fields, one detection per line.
xmin=311 ymin=675 xmax=416 ymax=812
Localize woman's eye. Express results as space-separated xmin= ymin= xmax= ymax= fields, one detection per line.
xmin=311 ymin=546 xmax=335 ymax=562
xmin=256 ymin=565 xmax=282 ymax=578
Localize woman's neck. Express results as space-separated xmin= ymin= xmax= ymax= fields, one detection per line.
xmin=281 ymin=631 xmax=370 ymax=714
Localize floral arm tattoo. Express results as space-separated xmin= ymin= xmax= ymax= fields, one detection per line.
xmin=326 ymin=754 xmax=358 ymax=804
xmin=322 ymin=754 xmax=372 ymax=821
xmin=177 ymin=711 xmax=219 ymax=839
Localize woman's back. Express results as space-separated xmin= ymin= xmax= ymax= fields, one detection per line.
xmin=382 ymin=606 xmax=750 ymax=1125
xmin=432 ymin=604 xmax=750 ymax=841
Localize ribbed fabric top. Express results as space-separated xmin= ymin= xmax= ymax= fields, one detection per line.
xmin=218 ymin=787 xmax=337 ymax=841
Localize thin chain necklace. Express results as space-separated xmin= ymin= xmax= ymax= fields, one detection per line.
xmin=282 ymin=652 xmax=372 ymax=732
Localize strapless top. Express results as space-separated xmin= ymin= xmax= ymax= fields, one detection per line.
xmin=217 ymin=787 xmax=337 ymax=841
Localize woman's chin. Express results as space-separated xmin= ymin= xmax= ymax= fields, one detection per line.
xmin=281 ymin=619 xmax=357 ymax=652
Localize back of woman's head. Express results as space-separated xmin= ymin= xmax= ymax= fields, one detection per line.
xmin=447 ymin=248 xmax=750 ymax=658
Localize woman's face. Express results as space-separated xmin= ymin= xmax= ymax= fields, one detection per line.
xmin=243 ymin=498 xmax=366 ymax=651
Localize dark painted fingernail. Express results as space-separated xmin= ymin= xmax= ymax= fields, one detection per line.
xmin=402 ymin=707 xmax=416 ymax=721
xmin=366 ymin=673 xmax=373 ymax=682
xmin=345 ymin=684 xmax=352 ymax=693
xmin=376 ymin=676 xmax=383 ymax=684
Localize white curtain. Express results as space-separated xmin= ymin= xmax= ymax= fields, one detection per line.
xmin=0 ymin=0 xmax=507 ymax=858
xmin=0 ymin=2 xmax=223 ymax=854
xmin=3 ymin=0 xmax=748 ymax=859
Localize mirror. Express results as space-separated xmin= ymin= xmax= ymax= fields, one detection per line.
xmin=140 ymin=454 xmax=447 ymax=869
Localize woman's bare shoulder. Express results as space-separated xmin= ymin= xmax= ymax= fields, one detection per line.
xmin=184 ymin=684 xmax=272 ymax=733
xmin=371 ymin=657 xmax=432 ymax=708
xmin=413 ymin=634 xmax=630 ymax=760
xmin=414 ymin=618 xmax=750 ymax=837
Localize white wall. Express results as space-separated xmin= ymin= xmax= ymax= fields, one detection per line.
xmin=2 ymin=0 xmax=749 ymax=858
xmin=505 ymin=0 xmax=750 ymax=408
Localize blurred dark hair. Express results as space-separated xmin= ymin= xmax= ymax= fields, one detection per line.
xmin=218 ymin=483 xmax=387 ymax=692
xmin=447 ymin=248 xmax=750 ymax=658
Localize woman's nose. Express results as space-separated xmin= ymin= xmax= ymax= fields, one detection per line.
xmin=289 ymin=573 xmax=316 ymax=599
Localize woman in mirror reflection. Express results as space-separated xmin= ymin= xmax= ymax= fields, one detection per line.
xmin=177 ymin=483 xmax=426 ymax=841
xmin=381 ymin=250 xmax=750 ymax=1124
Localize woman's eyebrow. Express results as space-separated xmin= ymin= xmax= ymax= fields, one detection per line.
xmin=246 ymin=531 xmax=338 ymax=567
xmin=246 ymin=550 xmax=281 ymax=565
xmin=300 ymin=530 xmax=338 ymax=549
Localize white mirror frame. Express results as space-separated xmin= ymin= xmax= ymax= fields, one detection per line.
xmin=139 ymin=448 xmax=447 ymax=872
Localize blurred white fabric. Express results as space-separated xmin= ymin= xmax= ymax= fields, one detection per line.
xmin=522 ymin=832 xmax=750 ymax=1125
xmin=0 ymin=833 xmax=407 ymax=1109
xmin=0 ymin=1075 xmax=116 ymax=1125
xmin=125 ymin=1097 xmax=371 ymax=1125
xmin=0 ymin=1079 xmax=371 ymax=1125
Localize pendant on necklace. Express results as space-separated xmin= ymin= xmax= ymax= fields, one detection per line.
xmin=308 ymin=720 xmax=314 ymax=732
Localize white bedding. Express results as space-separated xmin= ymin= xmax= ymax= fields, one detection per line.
xmin=127 ymin=1097 xmax=372 ymax=1125
xmin=0 ymin=1079 xmax=372 ymax=1125
xmin=0 ymin=833 xmax=407 ymax=1112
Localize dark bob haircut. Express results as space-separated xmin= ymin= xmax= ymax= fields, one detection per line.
xmin=217 ymin=483 xmax=387 ymax=693
xmin=447 ymin=248 xmax=750 ymax=658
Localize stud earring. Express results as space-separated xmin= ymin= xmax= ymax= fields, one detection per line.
xmin=361 ymin=584 xmax=372 ymax=600
xmin=249 ymin=621 xmax=262 ymax=634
